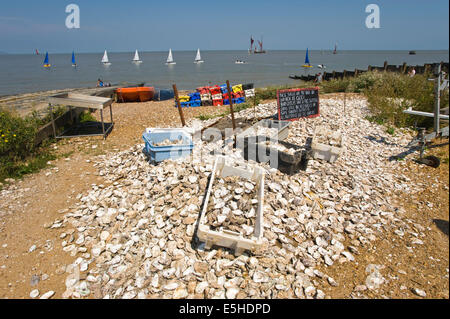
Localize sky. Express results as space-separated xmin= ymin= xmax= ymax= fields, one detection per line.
xmin=0 ymin=0 xmax=448 ymax=53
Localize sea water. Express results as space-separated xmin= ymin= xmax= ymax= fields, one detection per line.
xmin=0 ymin=50 xmax=448 ymax=96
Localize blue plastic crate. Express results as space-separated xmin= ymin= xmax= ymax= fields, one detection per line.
xmin=142 ymin=131 xmax=194 ymax=163
xmin=220 ymin=85 xmax=229 ymax=94
xmin=223 ymin=99 xmax=230 ymax=105
xmin=174 ymin=101 xmax=190 ymax=108
xmin=189 ymin=100 xmax=201 ymax=107
xmin=188 ymin=92 xmax=201 ymax=100
xmin=234 ymin=97 xmax=245 ymax=104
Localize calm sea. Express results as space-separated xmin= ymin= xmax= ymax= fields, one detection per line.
xmin=0 ymin=50 xmax=448 ymax=96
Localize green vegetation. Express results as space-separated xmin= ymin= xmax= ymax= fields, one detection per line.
xmin=386 ymin=127 xmax=395 ymax=135
xmin=316 ymin=71 xmax=449 ymax=129
xmin=0 ymin=106 xmax=68 ymax=183
xmin=79 ymin=110 xmax=97 ymax=123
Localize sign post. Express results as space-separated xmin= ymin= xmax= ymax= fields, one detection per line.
xmin=277 ymin=87 xmax=320 ymax=121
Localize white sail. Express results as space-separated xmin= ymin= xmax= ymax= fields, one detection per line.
xmin=133 ymin=50 xmax=140 ymax=62
xmin=195 ymin=49 xmax=202 ymax=62
xmin=166 ymin=49 xmax=174 ymax=63
xmin=102 ymin=50 xmax=110 ymax=63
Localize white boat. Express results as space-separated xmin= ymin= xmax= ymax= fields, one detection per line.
xmin=235 ymin=60 xmax=246 ymax=64
xmin=317 ymin=64 xmax=326 ymax=69
xmin=194 ymin=48 xmax=204 ymax=64
xmin=132 ymin=50 xmax=143 ymax=64
xmin=166 ymin=49 xmax=176 ymax=65
xmin=102 ymin=50 xmax=111 ymax=65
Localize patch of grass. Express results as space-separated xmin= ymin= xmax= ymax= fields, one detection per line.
xmin=79 ymin=111 xmax=97 ymax=123
xmin=386 ymin=127 xmax=395 ymax=135
xmin=365 ymin=115 xmax=385 ymax=125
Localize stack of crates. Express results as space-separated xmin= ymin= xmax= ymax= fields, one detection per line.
xmin=188 ymin=92 xmax=201 ymax=107
xmin=210 ymin=86 xmax=223 ymax=106
xmin=232 ymin=84 xmax=246 ymax=104
xmin=243 ymin=83 xmax=255 ymax=98
xmin=176 ymin=95 xmax=190 ymax=108
xmin=197 ymin=86 xmax=213 ymax=106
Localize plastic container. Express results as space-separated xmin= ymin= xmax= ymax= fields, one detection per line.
xmin=232 ymin=84 xmax=243 ymax=93
xmin=178 ymin=95 xmax=190 ymax=102
xmin=212 ymin=93 xmax=223 ymax=100
xmin=201 ymin=93 xmax=212 ymax=101
xmin=240 ymin=136 xmax=311 ymax=175
xmin=213 ymin=99 xmax=224 ymax=106
xmin=242 ymin=83 xmax=254 ymax=90
xmin=220 ymin=85 xmax=229 ymax=94
xmin=237 ymin=119 xmax=291 ymax=142
xmin=197 ymin=156 xmax=265 ymax=255
xmin=174 ymin=101 xmax=190 ymax=108
xmin=310 ymin=127 xmax=344 ymax=163
xmin=202 ymin=100 xmax=213 ymax=106
xmin=210 ymin=87 xmax=221 ymax=95
xmin=189 ymin=100 xmax=202 ymax=107
xmin=245 ymin=89 xmax=255 ymax=98
xmin=142 ymin=130 xmax=194 ymax=163
xmin=188 ymin=92 xmax=201 ymax=100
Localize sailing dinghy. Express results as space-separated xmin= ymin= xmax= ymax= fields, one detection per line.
xmin=194 ymin=49 xmax=204 ymax=64
xmin=43 ymin=52 xmax=51 ymax=68
xmin=166 ymin=49 xmax=176 ymax=65
xmin=301 ymin=48 xmax=313 ymax=68
xmin=72 ymin=51 xmax=77 ymax=67
xmin=102 ymin=50 xmax=111 ymax=66
xmin=133 ymin=50 xmax=143 ymax=64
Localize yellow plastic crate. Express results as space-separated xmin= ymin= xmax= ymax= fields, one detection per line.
xmin=232 ymin=84 xmax=243 ymax=93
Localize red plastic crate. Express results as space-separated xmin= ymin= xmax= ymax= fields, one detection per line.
xmin=210 ymin=87 xmax=221 ymax=95
xmin=213 ymin=99 xmax=224 ymax=106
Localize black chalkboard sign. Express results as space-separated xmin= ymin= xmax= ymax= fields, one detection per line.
xmin=277 ymin=87 xmax=320 ymax=121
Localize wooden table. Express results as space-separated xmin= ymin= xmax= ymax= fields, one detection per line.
xmin=48 ymin=93 xmax=113 ymax=139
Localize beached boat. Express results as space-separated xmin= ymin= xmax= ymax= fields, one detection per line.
xmin=194 ymin=49 xmax=204 ymax=64
xmin=166 ymin=49 xmax=176 ymax=65
xmin=43 ymin=52 xmax=51 ymax=68
xmin=133 ymin=50 xmax=143 ymax=64
xmin=409 ymin=51 xmax=416 ymax=55
xmin=116 ymin=87 xmax=155 ymax=102
xmin=301 ymin=48 xmax=313 ymax=68
xmin=102 ymin=50 xmax=111 ymax=66
xmin=72 ymin=51 xmax=77 ymax=67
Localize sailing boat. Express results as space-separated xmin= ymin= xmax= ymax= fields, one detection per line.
xmin=72 ymin=51 xmax=77 ymax=67
xmin=35 ymin=49 xmax=40 ymax=55
xmin=333 ymin=43 xmax=337 ymax=54
xmin=43 ymin=52 xmax=51 ymax=68
xmin=102 ymin=50 xmax=111 ymax=66
xmin=194 ymin=49 xmax=204 ymax=64
xmin=254 ymin=36 xmax=266 ymax=54
xmin=301 ymin=48 xmax=312 ymax=68
xmin=166 ymin=49 xmax=176 ymax=65
xmin=132 ymin=50 xmax=143 ymax=64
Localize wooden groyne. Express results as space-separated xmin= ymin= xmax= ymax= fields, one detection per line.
xmin=289 ymin=61 xmax=449 ymax=82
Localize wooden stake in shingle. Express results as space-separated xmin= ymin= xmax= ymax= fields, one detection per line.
xmin=173 ymin=84 xmax=186 ymax=127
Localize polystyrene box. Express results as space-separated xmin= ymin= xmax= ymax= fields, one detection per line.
xmin=310 ymin=126 xmax=344 ymax=163
xmin=197 ymin=156 xmax=265 ymax=256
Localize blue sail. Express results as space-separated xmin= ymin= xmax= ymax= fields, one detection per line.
xmin=72 ymin=52 xmax=76 ymax=65
xmin=43 ymin=52 xmax=50 ymax=67
xmin=304 ymin=48 xmax=310 ymax=64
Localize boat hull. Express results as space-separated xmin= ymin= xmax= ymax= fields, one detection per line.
xmin=116 ymin=87 xmax=155 ymax=103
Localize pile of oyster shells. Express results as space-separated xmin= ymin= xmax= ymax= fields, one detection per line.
xmin=54 ymin=96 xmax=419 ymax=299
xmin=153 ymin=139 xmax=185 ymax=147
xmin=258 ymin=140 xmax=297 ymax=155
xmin=206 ymin=176 xmax=258 ymax=238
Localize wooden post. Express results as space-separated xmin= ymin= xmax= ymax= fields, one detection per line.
xmin=383 ymin=61 xmax=388 ymax=71
xmin=368 ymin=65 xmax=372 ymax=72
xmin=354 ymin=69 xmax=358 ymax=77
xmin=402 ymin=62 xmax=407 ymax=74
xmin=173 ymin=84 xmax=186 ymax=127
xmin=226 ymin=80 xmax=236 ymax=131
